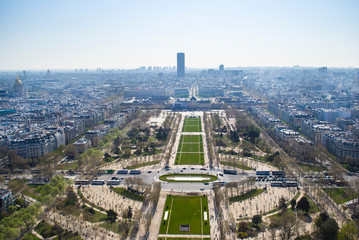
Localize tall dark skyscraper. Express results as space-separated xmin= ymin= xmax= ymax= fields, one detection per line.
xmin=219 ymin=64 xmax=224 ymax=71
xmin=177 ymin=52 xmax=185 ymax=77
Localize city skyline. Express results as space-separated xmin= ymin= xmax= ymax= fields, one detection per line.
xmin=0 ymin=0 xmax=358 ymax=70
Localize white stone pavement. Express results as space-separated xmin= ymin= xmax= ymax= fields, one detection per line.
xmin=228 ymin=186 xmax=298 ymax=219
xmin=80 ymin=185 xmax=142 ymax=220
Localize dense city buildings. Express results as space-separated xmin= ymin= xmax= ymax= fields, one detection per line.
xmin=1 ymin=63 xmax=359 ymax=239
xmin=0 ymin=1 xmax=358 ymax=239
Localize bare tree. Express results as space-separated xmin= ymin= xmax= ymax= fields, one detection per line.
xmin=272 ymin=211 xmax=299 ymax=240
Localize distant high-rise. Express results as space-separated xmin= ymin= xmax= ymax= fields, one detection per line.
xmin=318 ymin=67 xmax=327 ymax=78
xmin=177 ymin=52 xmax=185 ymax=77
xmin=219 ymin=64 xmax=224 ymax=71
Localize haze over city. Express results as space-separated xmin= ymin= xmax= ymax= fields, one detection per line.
xmin=0 ymin=0 xmax=359 ymax=70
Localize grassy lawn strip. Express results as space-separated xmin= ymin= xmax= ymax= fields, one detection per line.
xmin=176 ymin=152 xmax=202 ymax=165
xmin=305 ymin=194 xmax=320 ymax=214
xmin=183 ymin=125 xmax=201 ymax=132
xmin=230 ymin=189 xmax=265 ymax=203
xmin=299 ymin=162 xmax=327 ymax=172
xmin=183 ymin=135 xmax=201 ymax=143
xmin=159 ymin=173 xmax=218 ymax=182
xmin=82 ymin=206 xmax=107 ymax=222
xmin=322 ymin=188 xmax=358 ymax=204
xmin=181 ymin=143 xmax=200 ymax=152
xmin=159 ymin=195 xmax=210 ymax=235
xmin=220 ymin=161 xmax=253 ymax=170
xmin=100 ymin=221 xmax=131 ymax=235
xmin=126 ymin=160 xmax=160 ymax=169
xmin=112 ymin=187 xmax=144 ymax=202
xmin=182 ymin=117 xmax=201 ymax=132
xmin=250 ymin=155 xmax=267 ymax=161
xmin=55 ymin=161 xmax=79 ymax=170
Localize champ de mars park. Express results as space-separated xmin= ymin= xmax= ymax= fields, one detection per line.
xmin=4 ymin=110 xmax=359 ymax=240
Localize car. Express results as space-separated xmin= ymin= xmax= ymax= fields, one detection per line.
xmin=147 ymin=170 xmax=152 ymax=173
xmin=204 ymin=182 xmax=209 ymax=185
xmin=180 ymin=170 xmax=183 ymax=172
xmin=182 ymin=167 xmax=186 ymax=170
xmin=200 ymin=188 xmax=204 ymax=191
xmin=191 ymin=168 xmax=195 ymax=170
xmin=111 ymin=177 xmax=119 ymax=180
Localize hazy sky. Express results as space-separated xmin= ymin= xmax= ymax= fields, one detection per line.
xmin=0 ymin=0 xmax=358 ymax=70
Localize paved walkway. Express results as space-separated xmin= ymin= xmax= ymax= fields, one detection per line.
xmin=148 ymin=191 xmax=168 ymax=240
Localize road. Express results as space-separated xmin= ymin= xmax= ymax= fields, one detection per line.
xmin=93 ymin=166 xmax=255 ymax=192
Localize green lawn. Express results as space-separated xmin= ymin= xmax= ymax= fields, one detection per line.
xmin=181 ymin=143 xmax=200 ymax=152
xmin=159 ymin=195 xmax=210 ymax=235
xmin=322 ymin=188 xmax=359 ymax=204
xmin=112 ymin=187 xmax=144 ymax=202
xmin=305 ymin=194 xmax=320 ymax=214
xmin=126 ymin=160 xmax=160 ymax=169
xmin=183 ymin=118 xmax=201 ymax=125
xmin=176 ymin=134 xmax=204 ymax=165
xmin=176 ymin=153 xmax=204 ymax=165
xmin=100 ymin=222 xmax=126 ymax=235
xmin=183 ymin=125 xmax=201 ymax=132
xmin=299 ymin=162 xmax=327 ymax=172
xmin=229 ymin=189 xmax=265 ymax=202
xmin=55 ymin=161 xmax=79 ymax=170
xmin=82 ymin=206 xmax=107 ymax=222
xmin=182 ymin=117 xmax=202 ymax=132
xmin=183 ymin=135 xmax=201 ymax=143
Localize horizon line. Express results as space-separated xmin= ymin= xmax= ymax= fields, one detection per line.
xmin=0 ymin=65 xmax=358 ymax=72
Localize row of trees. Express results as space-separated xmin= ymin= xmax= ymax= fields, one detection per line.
xmin=0 ymin=203 xmax=42 ymax=240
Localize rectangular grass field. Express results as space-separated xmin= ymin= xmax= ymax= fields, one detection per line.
xmin=183 ymin=135 xmax=201 ymax=143
xmin=181 ymin=143 xmax=200 ymax=152
xmin=159 ymin=195 xmax=210 ymax=235
xmin=176 ymin=153 xmax=204 ymax=165
xmin=182 ymin=117 xmax=202 ymax=132
xmin=176 ymin=134 xmax=204 ymax=165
